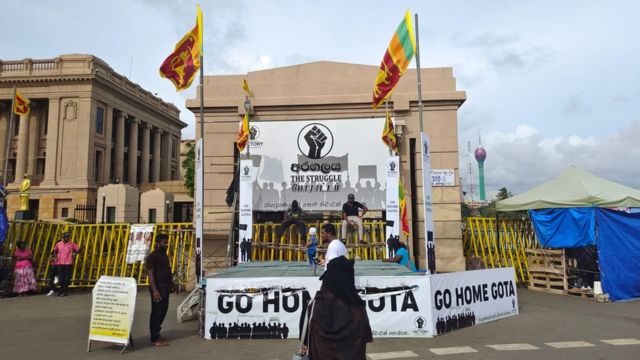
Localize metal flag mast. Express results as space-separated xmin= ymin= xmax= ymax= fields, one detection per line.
xmin=2 ymin=86 xmax=16 ymax=189
xmin=196 ymin=53 xmax=204 ymax=285
xmin=414 ymin=14 xmax=424 ymax=132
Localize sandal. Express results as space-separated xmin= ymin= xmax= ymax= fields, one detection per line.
xmin=151 ymin=340 xmax=169 ymax=347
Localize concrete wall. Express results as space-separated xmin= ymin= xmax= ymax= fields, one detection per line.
xmin=187 ymin=61 xmax=467 ymax=272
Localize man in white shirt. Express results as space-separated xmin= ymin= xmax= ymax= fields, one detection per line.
xmin=320 ymin=223 xmax=347 ymax=269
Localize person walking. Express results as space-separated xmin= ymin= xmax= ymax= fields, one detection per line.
xmin=319 ymin=223 xmax=347 ymax=270
xmin=302 ymin=253 xmax=372 ymax=359
xmin=12 ymin=240 xmax=37 ymax=296
xmin=52 ymin=232 xmax=80 ymax=296
xmin=146 ymin=234 xmax=172 ymax=347
xmin=341 ymin=193 xmax=368 ymax=244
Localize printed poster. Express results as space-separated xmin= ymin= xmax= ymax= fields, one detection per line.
xmin=125 ymin=224 xmax=155 ymax=263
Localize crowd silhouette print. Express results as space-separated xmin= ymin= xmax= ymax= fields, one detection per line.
xmin=209 ymin=321 xmax=289 ymax=339
xmin=435 ymin=310 xmax=476 ymax=335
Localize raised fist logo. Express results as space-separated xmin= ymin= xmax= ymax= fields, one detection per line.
xmin=249 ymin=126 xmax=258 ymax=140
xmin=297 ymin=123 xmax=334 ymax=159
xmin=304 ymin=125 xmax=327 ymax=159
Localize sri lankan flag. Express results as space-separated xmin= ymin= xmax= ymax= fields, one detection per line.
xmin=236 ymin=112 xmax=250 ymax=152
xmin=372 ymin=11 xmax=416 ymax=109
xmin=14 ymin=90 xmax=30 ymax=116
xmin=399 ymin=178 xmax=410 ymax=236
xmin=159 ymin=5 xmax=203 ymax=91
xmin=381 ymin=111 xmax=398 ymax=153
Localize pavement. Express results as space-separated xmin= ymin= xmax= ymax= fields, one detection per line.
xmin=1 ymin=287 xmax=639 ymax=359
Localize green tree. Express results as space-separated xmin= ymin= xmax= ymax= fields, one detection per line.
xmin=181 ymin=143 xmax=195 ymax=197
xmin=496 ymin=187 xmax=513 ymax=201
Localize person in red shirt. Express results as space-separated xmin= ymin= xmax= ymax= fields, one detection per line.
xmin=146 ymin=234 xmax=173 ymax=347
xmin=51 ymin=232 xmax=80 ymax=296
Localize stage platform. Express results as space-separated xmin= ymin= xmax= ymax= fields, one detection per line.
xmin=205 ymin=263 xmax=519 ymax=339
xmin=210 ymin=260 xmax=421 ymax=279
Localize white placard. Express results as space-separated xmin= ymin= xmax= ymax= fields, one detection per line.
xmin=385 ymin=156 xmax=400 ymax=258
xmin=195 ymin=138 xmax=203 ymax=280
xmin=241 ymin=118 xmax=389 ymax=211
xmin=125 ymin=224 xmax=155 ymax=264
xmin=88 ymin=276 xmax=137 ymax=345
xmin=238 ymin=159 xmax=254 ymax=263
xmin=431 ymin=169 xmax=455 ymax=186
xmin=421 ymin=133 xmax=436 ymax=274
xmin=430 ymin=268 xmax=519 ymax=335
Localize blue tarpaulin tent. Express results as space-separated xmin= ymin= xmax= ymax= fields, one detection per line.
xmin=497 ymin=166 xmax=640 ymax=302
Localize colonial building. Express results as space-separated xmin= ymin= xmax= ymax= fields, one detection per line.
xmin=0 ymin=54 xmax=186 ymax=220
xmin=187 ymin=61 xmax=467 ymax=272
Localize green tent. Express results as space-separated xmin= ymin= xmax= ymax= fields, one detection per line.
xmin=496 ymin=165 xmax=640 ymax=211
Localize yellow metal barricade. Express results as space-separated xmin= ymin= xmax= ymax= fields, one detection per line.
xmin=464 ymin=217 xmax=539 ymax=283
xmin=2 ymin=221 xmax=194 ymax=290
xmin=250 ymin=220 xmax=387 ymax=262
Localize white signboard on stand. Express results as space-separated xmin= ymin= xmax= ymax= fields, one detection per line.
xmin=87 ymin=276 xmax=137 ymax=353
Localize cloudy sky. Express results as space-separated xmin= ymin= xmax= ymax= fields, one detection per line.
xmin=3 ymin=0 xmax=639 ymax=196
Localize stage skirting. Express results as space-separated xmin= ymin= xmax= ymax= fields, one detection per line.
xmin=205 ymin=261 xmax=518 ymax=339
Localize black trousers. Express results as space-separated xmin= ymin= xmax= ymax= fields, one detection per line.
xmin=276 ymin=219 xmax=306 ymax=239
xmin=149 ymin=287 xmax=170 ymax=342
xmin=57 ymin=265 xmax=72 ymax=294
xmin=48 ymin=265 xmax=59 ymax=292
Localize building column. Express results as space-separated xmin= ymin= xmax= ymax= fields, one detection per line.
xmin=128 ymin=119 xmax=139 ymax=186
xmin=161 ymin=132 xmax=171 ymax=181
xmin=26 ymin=108 xmax=40 ymax=176
xmin=114 ymin=112 xmax=125 ymax=183
xmin=152 ymin=128 xmax=162 ymax=182
xmin=140 ymin=123 xmax=151 ymax=184
xmin=103 ymin=105 xmax=113 ymax=183
xmin=14 ymin=114 xmax=30 ymax=184
xmin=0 ymin=106 xmax=8 ymax=180
xmin=42 ymin=98 xmax=60 ymax=185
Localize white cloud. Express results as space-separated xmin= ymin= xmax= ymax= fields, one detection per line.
xmin=461 ymin=121 xmax=640 ymax=197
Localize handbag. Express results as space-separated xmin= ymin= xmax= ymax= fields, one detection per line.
xmin=292 ymin=299 xmax=315 ymax=360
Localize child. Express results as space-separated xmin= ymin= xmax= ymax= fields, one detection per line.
xmin=307 ymin=227 xmax=318 ymax=275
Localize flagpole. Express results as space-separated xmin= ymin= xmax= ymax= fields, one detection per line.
xmin=197 ymin=54 xmax=204 ymax=284
xmin=245 ymin=98 xmax=251 ymax=159
xmin=414 ymin=14 xmax=424 ymax=133
xmin=3 ymin=86 xmax=16 ymax=188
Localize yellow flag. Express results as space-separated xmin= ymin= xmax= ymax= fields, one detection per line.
xmin=236 ymin=112 xmax=250 ymax=152
xmin=14 ymin=90 xmax=30 ymax=116
xmin=242 ymin=79 xmax=253 ymax=97
xmin=159 ymin=5 xmax=203 ymax=91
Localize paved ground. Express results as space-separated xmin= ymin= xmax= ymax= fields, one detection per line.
xmin=1 ymin=288 xmax=639 ymax=359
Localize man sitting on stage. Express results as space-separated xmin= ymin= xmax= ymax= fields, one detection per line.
xmin=276 ymin=200 xmax=306 ymax=240
xmin=341 ymin=193 xmax=368 ymax=244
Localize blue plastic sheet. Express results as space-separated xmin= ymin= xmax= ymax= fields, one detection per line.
xmin=529 ymin=208 xmax=596 ymax=248
xmin=0 ymin=205 xmax=7 ymax=245
xmin=595 ymin=208 xmax=640 ymax=302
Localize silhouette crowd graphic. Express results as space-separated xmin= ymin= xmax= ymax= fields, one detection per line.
xmin=209 ymin=321 xmax=289 ymax=340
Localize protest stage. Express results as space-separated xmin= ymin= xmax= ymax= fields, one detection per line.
xmin=204 ymin=262 xmax=519 ymax=339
